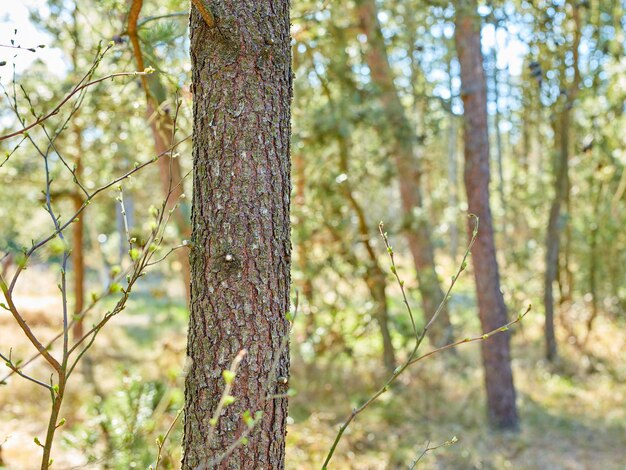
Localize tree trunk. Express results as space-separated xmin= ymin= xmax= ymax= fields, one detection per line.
xmin=338 ymin=136 xmax=396 ymax=374
xmin=128 ymin=0 xmax=191 ymax=302
xmin=148 ymin=103 xmax=192 ymax=301
xmin=544 ymin=107 xmax=570 ymax=362
xmin=454 ymin=0 xmax=519 ymax=430
xmin=543 ymin=104 xmax=570 ymax=361
xmin=68 ymin=10 xmax=86 ymax=341
xmin=182 ymin=1 xmax=292 ymax=468
xmin=447 ymin=116 xmax=459 ymax=260
xmin=543 ymin=0 xmax=581 ymax=362
xmin=71 ymin=158 xmax=85 ymax=340
xmin=356 ymin=0 xmax=453 ymax=346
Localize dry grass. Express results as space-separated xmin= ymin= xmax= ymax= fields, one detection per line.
xmin=1 ymin=268 xmax=625 ymax=469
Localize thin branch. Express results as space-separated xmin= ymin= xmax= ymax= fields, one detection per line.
xmin=321 ymin=215 xmax=527 ymax=468
xmin=0 ymin=69 xmax=155 ymax=142
xmin=409 ymin=436 xmax=458 ymax=469
xmin=0 ymin=351 xmax=52 ymax=390
xmin=153 ymin=407 xmax=184 ymax=470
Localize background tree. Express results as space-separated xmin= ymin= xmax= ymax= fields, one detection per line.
xmin=355 ymin=0 xmax=453 ymax=346
xmin=454 ymin=0 xmax=518 ymax=429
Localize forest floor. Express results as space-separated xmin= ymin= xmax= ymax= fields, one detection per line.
xmin=0 ymin=267 xmax=625 ymax=469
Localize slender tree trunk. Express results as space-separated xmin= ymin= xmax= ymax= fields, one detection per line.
xmin=147 ymin=104 xmax=191 ymax=301
xmin=356 ymin=0 xmax=453 ymax=346
xmin=338 ymin=136 xmax=396 ymax=373
xmin=544 ymin=109 xmax=569 ymax=361
xmin=447 ymin=116 xmax=459 ymax=260
xmin=128 ymin=0 xmax=191 ymax=302
xmin=182 ymin=1 xmax=292 ymax=468
xmin=69 ymin=11 xmax=85 ymax=340
xmin=455 ymin=0 xmax=519 ymax=430
xmin=544 ymin=0 xmax=581 ymax=362
xmin=584 ymin=177 xmax=602 ymax=344
xmin=71 ymin=156 xmax=85 ymax=340
xmin=446 ymin=56 xmax=460 ymax=260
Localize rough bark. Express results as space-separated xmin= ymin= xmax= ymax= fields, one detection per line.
xmin=454 ymin=0 xmax=519 ymax=429
xmin=356 ymin=0 xmax=453 ymax=346
xmin=183 ymin=1 xmax=292 ymax=468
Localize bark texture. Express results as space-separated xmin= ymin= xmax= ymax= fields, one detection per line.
xmin=454 ymin=0 xmax=519 ymax=429
xmin=356 ymin=0 xmax=453 ymax=346
xmin=182 ymin=1 xmax=292 ymax=468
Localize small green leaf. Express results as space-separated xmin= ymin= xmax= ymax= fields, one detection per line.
xmin=242 ymin=410 xmax=254 ymax=428
xmin=222 ymin=370 xmax=236 ymax=385
xmin=109 ymin=283 xmax=123 ymax=294
xmin=129 ymin=248 xmax=140 ymax=261
xmin=223 ymin=395 xmax=236 ymax=406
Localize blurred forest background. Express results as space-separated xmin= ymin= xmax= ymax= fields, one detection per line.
xmin=0 ymin=0 xmax=625 ymax=468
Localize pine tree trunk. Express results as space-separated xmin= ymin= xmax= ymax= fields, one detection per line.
xmin=454 ymin=0 xmax=519 ymax=430
xmin=356 ymin=0 xmax=453 ymax=346
xmin=182 ymin=1 xmax=292 ymax=468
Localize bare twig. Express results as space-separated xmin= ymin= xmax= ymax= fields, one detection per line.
xmin=0 ymin=55 xmax=154 ymax=142
xmin=321 ymin=216 xmax=529 ymax=468
xmin=409 ymin=436 xmax=458 ymax=469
